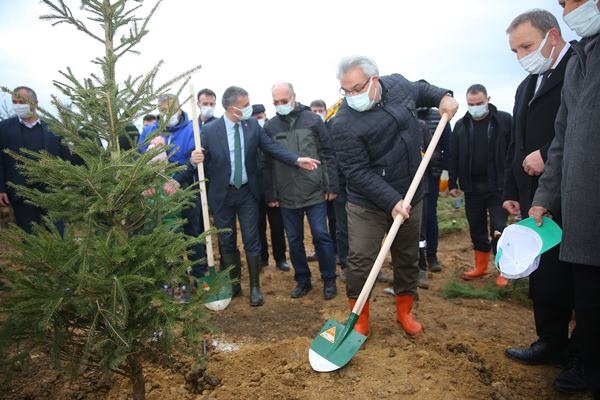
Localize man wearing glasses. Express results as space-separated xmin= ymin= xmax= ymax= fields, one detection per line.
xmin=331 ymin=56 xmax=458 ymax=337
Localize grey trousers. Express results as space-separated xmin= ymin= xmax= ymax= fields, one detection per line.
xmin=345 ymin=201 xmax=422 ymax=298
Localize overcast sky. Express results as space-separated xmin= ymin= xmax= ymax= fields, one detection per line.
xmin=0 ymin=0 xmax=578 ymax=125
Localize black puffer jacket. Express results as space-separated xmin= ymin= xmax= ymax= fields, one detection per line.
xmin=448 ymin=104 xmax=512 ymax=193
xmin=331 ymin=74 xmax=449 ymax=214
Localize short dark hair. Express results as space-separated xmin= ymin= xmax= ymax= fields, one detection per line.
xmin=506 ymin=9 xmax=561 ymax=36
xmin=197 ymin=88 xmax=216 ymax=101
xmin=13 ymin=86 xmax=38 ymax=102
xmin=222 ymin=86 xmax=248 ymax=109
xmin=466 ymin=84 xmax=488 ymax=97
xmin=143 ymin=114 xmax=157 ymax=122
xmin=310 ymin=99 xmax=327 ymax=109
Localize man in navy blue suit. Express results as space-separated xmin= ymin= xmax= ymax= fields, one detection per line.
xmin=182 ymin=86 xmax=320 ymax=306
xmin=0 ymin=86 xmax=71 ymax=233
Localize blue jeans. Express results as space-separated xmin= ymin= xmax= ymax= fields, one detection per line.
xmin=281 ymin=202 xmax=336 ymax=285
xmin=182 ymin=193 xmax=207 ymax=277
xmin=333 ymin=190 xmax=348 ymax=267
xmin=212 ymin=185 xmax=260 ymax=257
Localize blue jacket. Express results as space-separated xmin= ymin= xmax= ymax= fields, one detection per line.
xmin=176 ymin=117 xmax=299 ymax=213
xmin=0 ymin=117 xmax=71 ymax=203
xmin=138 ymin=111 xmax=195 ymax=166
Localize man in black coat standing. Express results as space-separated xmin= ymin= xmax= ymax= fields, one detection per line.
xmin=530 ymin=2 xmax=600 ymax=397
xmin=448 ymin=84 xmax=511 ymax=287
xmin=0 ymin=86 xmax=71 ymax=233
xmin=503 ymin=9 xmax=585 ymax=395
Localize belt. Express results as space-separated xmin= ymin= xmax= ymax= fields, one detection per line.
xmin=228 ymin=183 xmax=248 ymax=189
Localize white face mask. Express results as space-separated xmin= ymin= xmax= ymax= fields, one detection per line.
xmin=166 ymin=112 xmax=179 ymax=128
xmin=199 ymin=106 xmax=215 ymax=119
xmin=518 ymin=32 xmax=555 ymax=75
xmin=346 ymin=78 xmax=375 ymax=112
xmin=257 ymin=119 xmax=266 ymax=128
xmin=13 ymin=103 xmax=33 ymax=119
xmin=468 ymin=104 xmax=489 ymax=120
xmin=275 ymin=102 xmax=294 ymax=116
xmin=233 ymin=105 xmax=253 ymax=121
xmin=564 ymin=0 xmax=600 ymax=38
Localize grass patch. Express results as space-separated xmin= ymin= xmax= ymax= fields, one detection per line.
xmin=437 ymin=195 xmax=468 ymax=234
xmin=442 ymin=279 xmax=531 ymax=307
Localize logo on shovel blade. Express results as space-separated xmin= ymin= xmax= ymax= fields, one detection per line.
xmin=320 ymin=326 xmax=336 ymax=343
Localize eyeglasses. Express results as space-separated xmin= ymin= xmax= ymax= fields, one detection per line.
xmin=339 ymin=78 xmax=372 ymax=97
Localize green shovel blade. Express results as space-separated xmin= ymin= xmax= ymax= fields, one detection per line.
xmin=308 ymin=314 xmax=367 ymax=372
xmin=197 ymin=266 xmax=232 ymax=311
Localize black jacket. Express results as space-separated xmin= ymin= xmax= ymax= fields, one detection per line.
xmin=503 ymin=45 xmax=575 ymax=217
xmin=449 ymin=104 xmax=512 ymax=193
xmin=331 ymin=74 xmax=449 ymax=214
xmin=0 ymin=117 xmax=71 ymax=203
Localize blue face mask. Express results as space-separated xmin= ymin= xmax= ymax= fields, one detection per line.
xmin=346 ymin=78 xmax=375 ymax=112
xmin=564 ymin=0 xmax=600 ymax=38
xmin=276 ymin=102 xmax=294 ymax=116
xmin=234 ymin=105 xmax=253 ymax=120
xmin=468 ymin=104 xmax=489 ymax=120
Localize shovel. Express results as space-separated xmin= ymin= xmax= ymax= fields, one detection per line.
xmin=189 ymin=85 xmax=232 ymax=311
xmin=309 ymin=113 xmax=450 ymax=372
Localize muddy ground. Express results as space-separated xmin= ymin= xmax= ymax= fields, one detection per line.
xmin=2 ymin=222 xmax=591 ymax=400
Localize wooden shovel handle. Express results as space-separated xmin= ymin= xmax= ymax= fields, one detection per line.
xmin=351 ymin=113 xmax=450 ymax=315
xmin=189 ymin=85 xmax=214 ymax=267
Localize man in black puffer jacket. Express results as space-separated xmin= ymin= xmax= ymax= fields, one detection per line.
xmin=331 ymin=56 xmax=458 ymax=337
xmin=448 ymin=84 xmax=511 ymax=287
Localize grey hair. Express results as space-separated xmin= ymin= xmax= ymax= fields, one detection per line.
xmin=506 ymin=9 xmax=561 ymax=35
xmin=336 ymin=56 xmax=379 ymax=80
xmin=13 ymin=86 xmax=38 ymax=102
xmin=222 ymin=86 xmax=249 ymax=109
xmin=158 ymin=93 xmax=179 ymax=107
xmin=271 ymin=82 xmax=295 ymax=95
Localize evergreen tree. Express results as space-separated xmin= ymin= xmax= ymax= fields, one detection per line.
xmin=0 ymin=1 xmax=217 ymax=399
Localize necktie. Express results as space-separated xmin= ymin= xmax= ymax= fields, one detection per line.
xmin=233 ymin=123 xmax=242 ymax=188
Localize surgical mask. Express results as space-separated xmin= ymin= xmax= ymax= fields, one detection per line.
xmin=518 ymin=32 xmax=555 ymax=75
xmin=468 ymin=104 xmax=489 ymax=120
xmin=564 ymin=0 xmax=600 ymax=38
xmin=257 ymin=119 xmax=266 ymax=128
xmin=200 ymin=106 xmax=215 ymax=119
xmin=275 ymin=103 xmax=294 ymax=116
xmin=234 ymin=105 xmax=253 ymax=120
xmin=346 ymin=78 xmax=375 ymax=112
xmin=166 ymin=112 xmax=179 ymax=128
xmin=13 ymin=103 xmax=33 ymax=119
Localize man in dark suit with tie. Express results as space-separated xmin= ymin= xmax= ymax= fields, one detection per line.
xmin=503 ymin=9 xmax=585 ymax=394
xmin=185 ymin=86 xmax=320 ymax=306
xmin=0 ymin=86 xmax=71 ymax=233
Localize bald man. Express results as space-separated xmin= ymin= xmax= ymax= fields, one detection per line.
xmin=263 ymin=82 xmax=339 ymax=300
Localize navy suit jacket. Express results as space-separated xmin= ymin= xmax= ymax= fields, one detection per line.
xmin=0 ymin=117 xmax=71 ymax=203
xmin=178 ymin=117 xmax=299 ymax=213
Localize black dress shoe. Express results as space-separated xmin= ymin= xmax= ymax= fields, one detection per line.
xmin=260 ymin=259 xmax=269 ymax=268
xmin=505 ymin=341 xmax=566 ymax=366
xmin=323 ymin=280 xmax=337 ymax=300
xmin=232 ymin=283 xmax=242 ymax=298
xmin=290 ymin=283 xmax=312 ymax=298
xmin=306 ymin=252 xmax=318 ymax=262
xmin=553 ymin=358 xmax=588 ymax=394
xmin=275 ymin=261 xmax=290 ymax=272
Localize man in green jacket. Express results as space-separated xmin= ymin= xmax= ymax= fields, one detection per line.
xmin=263 ymin=82 xmax=339 ymax=300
